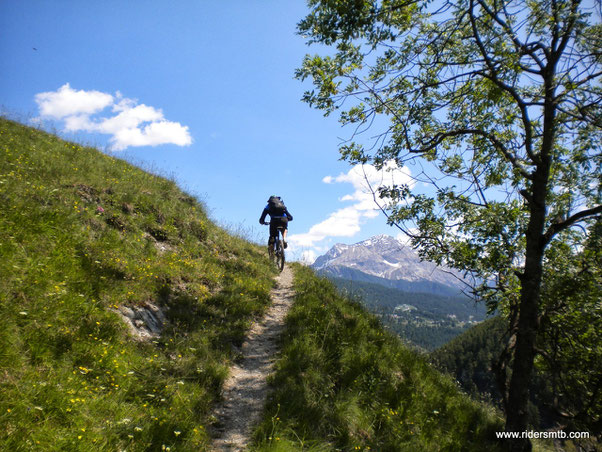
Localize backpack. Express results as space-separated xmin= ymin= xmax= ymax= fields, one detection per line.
xmin=268 ymin=196 xmax=286 ymax=216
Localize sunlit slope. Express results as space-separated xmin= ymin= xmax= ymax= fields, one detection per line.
xmin=252 ymin=265 xmax=506 ymax=452
xmin=0 ymin=118 xmax=522 ymax=451
xmin=0 ymin=118 xmax=275 ymax=451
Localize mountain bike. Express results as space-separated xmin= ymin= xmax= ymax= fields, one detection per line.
xmin=265 ymin=223 xmax=285 ymax=272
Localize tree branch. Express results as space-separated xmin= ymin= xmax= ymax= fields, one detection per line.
xmin=544 ymin=205 xmax=602 ymax=244
xmin=469 ymin=0 xmax=539 ymax=163
xmin=416 ymin=128 xmax=533 ymax=179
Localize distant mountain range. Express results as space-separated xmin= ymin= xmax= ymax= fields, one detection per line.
xmin=312 ymin=235 xmax=466 ymax=296
xmin=312 ymin=235 xmax=488 ymax=350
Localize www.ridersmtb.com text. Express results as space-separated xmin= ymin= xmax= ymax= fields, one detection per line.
xmin=496 ymin=430 xmax=590 ymax=440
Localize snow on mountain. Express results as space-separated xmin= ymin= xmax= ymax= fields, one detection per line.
xmin=312 ymin=235 xmax=465 ymax=293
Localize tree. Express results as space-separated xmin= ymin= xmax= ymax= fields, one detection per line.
xmin=296 ymin=0 xmax=602 ymax=449
xmin=535 ymin=220 xmax=602 ymax=434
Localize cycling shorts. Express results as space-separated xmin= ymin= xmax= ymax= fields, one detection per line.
xmin=270 ymin=217 xmax=288 ymax=238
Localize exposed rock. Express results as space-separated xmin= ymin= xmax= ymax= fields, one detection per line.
xmin=117 ymin=302 xmax=166 ymax=340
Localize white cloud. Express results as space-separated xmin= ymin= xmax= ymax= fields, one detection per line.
xmin=35 ymin=84 xmax=192 ymax=150
xmin=63 ymin=114 xmax=96 ymax=132
xmin=330 ymin=160 xmax=412 ymax=211
xmin=99 ymin=103 xmax=164 ymax=134
xmin=396 ymin=230 xmax=417 ymax=245
xmin=288 ymin=161 xmax=414 ymax=253
xmin=35 ymin=83 xmax=114 ymax=118
xmin=289 ymin=206 xmax=363 ymax=248
xmin=300 ymin=249 xmax=317 ymax=265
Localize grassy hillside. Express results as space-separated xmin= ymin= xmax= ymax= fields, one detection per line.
xmin=250 ymin=265 xmax=507 ymax=452
xmin=1 ymin=119 xmax=556 ymax=451
xmin=0 ymin=118 xmax=275 ymax=451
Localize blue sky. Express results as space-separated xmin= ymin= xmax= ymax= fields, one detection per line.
xmin=1 ymin=1 xmax=414 ymax=262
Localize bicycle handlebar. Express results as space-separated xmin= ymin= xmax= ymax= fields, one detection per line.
xmin=262 ymin=222 xmax=285 ymax=232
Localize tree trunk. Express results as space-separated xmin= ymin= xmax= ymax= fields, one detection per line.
xmin=505 ymin=67 xmax=556 ymax=450
xmin=505 ymin=170 xmax=549 ymax=450
xmin=505 ymin=243 xmax=544 ymax=451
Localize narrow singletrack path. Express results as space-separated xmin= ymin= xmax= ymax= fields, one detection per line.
xmin=210 ymin=265 xmax=295 ymax=451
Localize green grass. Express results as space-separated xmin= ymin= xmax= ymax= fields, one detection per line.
xmin=250 ymin=265 xmax=505 ymax=452
xmin=0 ymin=118 xmax=276 ymax=451
xmin=1 ymin=118 xmax=553 ymax=451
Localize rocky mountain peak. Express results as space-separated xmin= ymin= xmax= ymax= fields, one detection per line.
xmin=312 ymin=235 xmax=465 ymax=293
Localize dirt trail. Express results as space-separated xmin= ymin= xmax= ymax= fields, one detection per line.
xmin=210 ymin=265 xmax=295 ymax=451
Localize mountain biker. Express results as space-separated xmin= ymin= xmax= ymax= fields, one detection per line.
xmin=259 ymin=195 xmax=293 ymax=249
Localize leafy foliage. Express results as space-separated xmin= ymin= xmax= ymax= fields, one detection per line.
xmin=432 ymin=221 xmax=602 ymax=438
xmin=535 ymin=221 xmax=602 ymax=434
xmin=297 ymin=0 xmax=601 ymax=312
xmin=296 ymin=0 xmax=602 ymax=441
xmin=433 ymin=304 xmax=602 ymax=444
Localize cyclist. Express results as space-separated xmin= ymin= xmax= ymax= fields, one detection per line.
xmin=259 ymin=195 xmax=293 ymax=249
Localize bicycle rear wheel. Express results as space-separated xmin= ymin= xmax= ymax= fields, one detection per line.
xmin=267 ymin=236 xmax=275 ymax=263
xmin=276 ymin=241 xmax=285 ymax=272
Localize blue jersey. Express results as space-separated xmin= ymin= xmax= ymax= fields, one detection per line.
xmin=259 ymin=204 xmax=293 ymax=223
